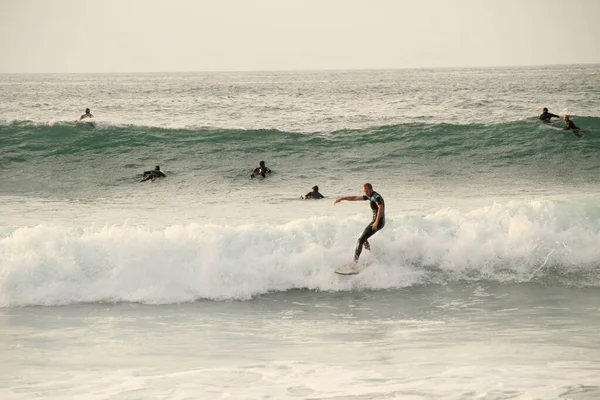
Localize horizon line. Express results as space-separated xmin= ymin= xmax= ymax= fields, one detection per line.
xmin=1 ymin=62 xmax=599 ymax=76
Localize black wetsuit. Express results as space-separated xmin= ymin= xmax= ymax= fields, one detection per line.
xmin=304 ymin=190 xmax=324 ymax=199
xmin=252 ymin=166 xmax=271 ymax=178
xmin=564 ymin=120 xmax=582 ymax=137
xmin=142 ymin=170 xmax=166 ymax=181
xmin=80 ymin=113 xmax=94 ymax=120
xmin=564 ymin=120 xmax=579 ymax=130
xmin=539 ymin=112 xmax=559 ymax=122
xmin=355 ymin=191 xmax=385 ymax=261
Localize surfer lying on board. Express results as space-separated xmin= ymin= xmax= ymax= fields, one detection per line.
xmin=334 ymin=183 xmax=385 ymax=264
xmin=301 ymin=185 xmax=324 ymax=199
xmin=563 ymin=115 xmax=582 ymax=137
xmin=248 ymin=161 xmax=271 ymax=178
xmin=539 ymin=107 xmax=560 ymax=122
xmin=140 ymin=165 xmax=167 ymax=182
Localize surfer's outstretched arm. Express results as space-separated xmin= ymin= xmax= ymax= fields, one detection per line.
xmin=334 ymin=195 xmax=364 ymax=204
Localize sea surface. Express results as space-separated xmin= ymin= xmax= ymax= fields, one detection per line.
xmin=1 ymin=65 xmax=600 ymax=399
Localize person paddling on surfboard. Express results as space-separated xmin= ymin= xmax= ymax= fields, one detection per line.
xmin=334 ymin=183 xmax=385 ymax=266
xmin=301 ymin=185 xmax=324 ymax=199
xmin=140 ymin=165 xmax=167 ymax=182
xmin=539 ymin=107 xmax=560 ymax=123
xmin=562 ymin=115 xmax=582 ymax=138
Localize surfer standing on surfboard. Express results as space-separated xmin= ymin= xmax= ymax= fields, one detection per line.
xmin=334 ymin=183 xmax=385 ymax=264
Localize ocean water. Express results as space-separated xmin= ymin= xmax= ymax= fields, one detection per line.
xmin=1 ymin=65 xmax=600 ymax=399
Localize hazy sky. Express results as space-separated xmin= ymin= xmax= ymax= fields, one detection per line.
xmin=1 ymin=0 xmax=599 ymax=73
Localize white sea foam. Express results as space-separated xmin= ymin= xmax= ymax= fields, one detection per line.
xmin=2 ymin=200 xmax=599 ymax=307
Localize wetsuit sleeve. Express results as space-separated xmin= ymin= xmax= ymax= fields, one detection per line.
xmin=550 ymin=113 xmax=559 ymax=118
xmin=362 ymin=195 xmax=368 ymax=201
xmin=265 ymin=167 xmax=272 ymax=173
xmin=158 ymin=171 xmax=166 ymax=177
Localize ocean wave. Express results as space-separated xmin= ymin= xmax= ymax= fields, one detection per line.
xmin=1 ymin=118 xmax=599 ymax=163
xmin=2 ymin=199 xmax=600 ymax=307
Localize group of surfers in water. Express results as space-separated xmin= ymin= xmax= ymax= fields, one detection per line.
xmin=246 ymin=161 xmax=383 ymax=269
xmin=539 ymin=107 xmax=583 ymax=137
xmin=79 ymin=106 xmax=586 ymax=137
xmin=77 ymin=106 xmax=585 ymax=271
xmin=247 ymin=161 xmax=324 ymax=199
xmin=136 ymin=158 xmax=379 ymax=269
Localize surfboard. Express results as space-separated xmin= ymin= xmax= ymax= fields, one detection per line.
xmin=334 ymin=262 xmax=361 ymax=275
xmin=538 ymin=122 xmax=563 ymax=131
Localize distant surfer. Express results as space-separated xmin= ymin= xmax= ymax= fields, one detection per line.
xmin=248 ymin=161 xmax=271 ymax=178
xmin=334 ymin=183 xmax=385 ymax=265
xmin=140 ymin=165 xmax=166 ymax=182
xmin=80 ymin=108 xmax=94 ymax=120
xmin=539 ymin=107 xmax=560 ymax=122
xmin=562 ymin=115 xmax=582 ymax=137
xmin=301 ymin=185 xmax=324 ymax=199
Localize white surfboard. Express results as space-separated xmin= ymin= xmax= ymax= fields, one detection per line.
xmin=334 ymin=262 xmax=363 ymax=275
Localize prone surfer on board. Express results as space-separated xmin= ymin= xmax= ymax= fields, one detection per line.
xmin=563 ymin=115 xmax=582 ymax=138
xmin=140 ymin=165 xmax=167 ymax=182
xmin=334 ymin=183 xmax=385 ymax=266
xmin=301 ymin=185 xmax=324 ymax=199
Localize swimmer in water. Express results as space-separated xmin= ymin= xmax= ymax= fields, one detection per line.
xmin=248 ymin=161 xmax=272 ymax=178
